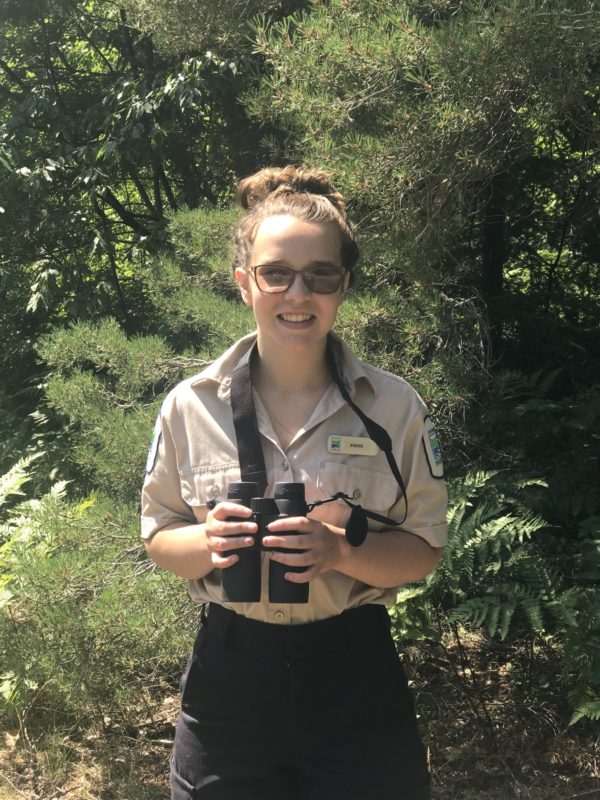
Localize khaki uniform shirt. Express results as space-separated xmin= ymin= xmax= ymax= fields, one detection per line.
xmin=141 ymin=332 xmax=448 ymax=624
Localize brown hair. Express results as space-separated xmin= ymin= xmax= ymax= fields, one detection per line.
xmin=232 ymin=165 xmax=359 ymax=280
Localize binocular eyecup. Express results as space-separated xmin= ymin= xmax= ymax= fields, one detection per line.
xmin=220 ymin=481 xmax=309 ymax=604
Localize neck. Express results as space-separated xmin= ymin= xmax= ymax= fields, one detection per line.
xmin=254 ymin=336 xmax=331 ymax=394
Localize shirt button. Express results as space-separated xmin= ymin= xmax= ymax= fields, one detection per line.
xmin=274 ymin=610 xmax=286 ymax=622
xmin=352 ymin=488 xmax=362 ymax=500
xmin=208 ymin=485 xmax=220 ymax=498
xmin=281 ymin=461 xmax=289 ymax=471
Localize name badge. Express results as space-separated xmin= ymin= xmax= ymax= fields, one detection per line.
xmin=328 ymin=435 xmax=379 ymax=457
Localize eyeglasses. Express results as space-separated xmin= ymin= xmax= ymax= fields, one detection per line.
xmin=248 ymin=264 xmax=347 ymax=294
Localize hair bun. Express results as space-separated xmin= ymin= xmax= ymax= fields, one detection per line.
xmin=236 ymin=165 xmax=347 ymax=215
xmin=232 ymin=164 xmax=359 ymax=276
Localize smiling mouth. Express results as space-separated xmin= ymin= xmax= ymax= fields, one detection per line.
xmin=278 ymin=313 xmax=314 ymax=322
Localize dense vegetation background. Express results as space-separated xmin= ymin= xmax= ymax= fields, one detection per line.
xmin=0 ymin=1 xmax=598 ymax=797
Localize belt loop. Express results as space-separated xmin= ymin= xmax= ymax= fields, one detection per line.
xmin=380 ymin=604 xmax=391 ymax=631
xmin=377 ymin=604 xmax=392 ymax=639
xmin=199 ymin=603 xmax=208 ymax=628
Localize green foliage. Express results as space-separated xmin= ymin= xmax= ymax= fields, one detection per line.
xmin=0 ymin=484 xmax=196 ymax=729
xmin=440 ymin=472 xmax=550 ymax=635
xmin=0 ymin=0 xmax=268 ymax=487
xmin=0 ymin=455 xmax=36 ymax=513
xmin=392 ymin=469 xmax=600 ymax=723
xmin=34 ymin=247 xmax=254 ymax=498
xmin=336 ymin=288 xmax=487 ymax=468
xmin=36 ymin=318 xmax=182 ymax=500
xmin=0 ymin=0 xmax=274 ymax=533
xmin=121 ymin=0 xmax=307 ymax=56
xmin=166 ymin=206 xmax=241 ymax=276
xmin=485 ymin=368 xmax=600 ymax=525
xmin=247 ymin=0 xmax=600 ymax=324
xmin=39 ymin=318 xmax=181 ymax=400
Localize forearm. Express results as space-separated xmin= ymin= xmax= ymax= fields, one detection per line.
xmin=332 ymin=527 xmax=444 ymax=588
xmin=144 ymin=523 xmax=214 ymax=581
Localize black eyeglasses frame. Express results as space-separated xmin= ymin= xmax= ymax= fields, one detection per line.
xmin=247 ymin=264 xmax=347 ymax=294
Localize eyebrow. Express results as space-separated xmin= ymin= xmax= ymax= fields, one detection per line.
xmin=254 ymin=260 xmax=342 ymax=269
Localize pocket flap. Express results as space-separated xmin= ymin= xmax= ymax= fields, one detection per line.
xmin=317 ymin=460 xmax=398 ymax=513
xmin=179 ymin=463 xmax=241 ymax=507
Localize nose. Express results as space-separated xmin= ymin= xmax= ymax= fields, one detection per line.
xmin=284 ymin=271 xmax=311 ymax=298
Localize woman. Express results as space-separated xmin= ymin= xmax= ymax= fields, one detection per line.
xmin=141 ymin=166 xmax=447 ymax=800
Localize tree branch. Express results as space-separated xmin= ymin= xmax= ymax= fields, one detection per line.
xmin=74 ymin=21 xmax=115 ymax=74
xmin=157 ymin=162 xmax=178 ymax=210
xmin=122 ymin=158 xmax=160 ymax=219
xmin=92 ymin=198 xmax=131 ymax=329
xmin=152 ymin=163 xmax=163 ymax=216
xmin=98 ymin=187 xmax=150 ymax=236
xmin=0 ymin=57 xmax=26 ymax=89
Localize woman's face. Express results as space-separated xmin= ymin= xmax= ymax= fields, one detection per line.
xmin=235 ymin=214 xmax=349 ymax=356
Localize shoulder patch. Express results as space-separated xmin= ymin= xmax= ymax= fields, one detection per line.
xmin=422 ymin=416 xmax=444 ymax=479
xmin=146 ymin=415 xmax=162 ymax=474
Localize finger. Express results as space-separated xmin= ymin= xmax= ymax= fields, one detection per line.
xmin=269 ymin=550 xmax=313 ymax=567
xmin=266 ymin=516 xmax=311 ymax=532
xmin=262 ymin=534 xmax=309 ymax=550
xmin=208 ymin=520 xmax=258 ymax=537
xmin=284 ymin=566 xmax=317 ymax=583
xmin=210 ymin=502 xmax=255 ymax=520
xmin=209 ymin=535 xmax=256 ymax=553
xmin=211 ymin=552 xmax=239 ymax=569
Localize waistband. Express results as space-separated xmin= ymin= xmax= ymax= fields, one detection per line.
xmin=204 ymin=603 xmax=392 ymax=660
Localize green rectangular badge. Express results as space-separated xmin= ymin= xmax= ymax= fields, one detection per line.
xmin=327 ymin=435 xmax=379 ymax=456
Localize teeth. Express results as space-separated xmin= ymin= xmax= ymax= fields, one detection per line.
xmin=280 ymin=314 xmax=312 ymax=322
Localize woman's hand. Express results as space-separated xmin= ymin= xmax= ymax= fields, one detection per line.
xmin=262 ymin=517 xmax=343 ymax=583
xmin=204 ymin=502 xmax=258 ymax=569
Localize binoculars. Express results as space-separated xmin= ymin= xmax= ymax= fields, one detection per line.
xmin=220 ymin=481 xmax=309 ymax=604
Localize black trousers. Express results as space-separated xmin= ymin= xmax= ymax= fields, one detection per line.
xmin=170 ymin=603 xmax=431 ymax=800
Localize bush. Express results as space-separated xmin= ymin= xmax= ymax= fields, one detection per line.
xmin=0 ymin=479 xmax=196 ymax=732
xmin=391 ymin=469 xmax=600 ymax=724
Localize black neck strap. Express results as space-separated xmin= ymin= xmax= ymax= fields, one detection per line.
xmin=325 ymin=338 xmax=408 ymax=524
xmin=229 ymin=343 xmax=268 ymax=496
xmin=229 ymin=338 xmax=408 ymax=535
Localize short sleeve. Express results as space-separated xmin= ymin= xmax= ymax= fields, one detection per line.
xmin=391 ymin=411 xmax=448 ymax=548
xmin=140 ymin=408 xmax=196 ymax=541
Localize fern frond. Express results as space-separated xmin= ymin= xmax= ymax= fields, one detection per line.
xmin=0 ymin=456 xmax=38 ymax=511
xmin=570 ymin=699 xmax=600 ymax=725
xmin=498 ymin=602 xmax=516 ymax=640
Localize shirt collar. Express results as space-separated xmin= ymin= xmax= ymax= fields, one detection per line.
xmin=190 ymin=330 xmax=378 ymax=401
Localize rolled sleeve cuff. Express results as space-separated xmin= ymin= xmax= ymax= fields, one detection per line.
xmin=404 ymin=522 xmax=447 ymax=549
xmin=141 ymin=511 xmax=194 ymax=542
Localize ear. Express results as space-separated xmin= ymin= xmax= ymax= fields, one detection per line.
xmin=340 ymin=270 xmax=350 ymax=298
xmin=234 ymin=267 xmax=252 ymax=306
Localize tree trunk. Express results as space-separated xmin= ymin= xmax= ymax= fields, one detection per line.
xmin=481 ymin=173 xmax=507 ymax=356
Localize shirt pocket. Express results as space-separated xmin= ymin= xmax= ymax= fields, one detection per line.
xmin=179 ymin=462 xmax=242 ymax=521
xmin=314 ymin=461 xmax=398 ymax=530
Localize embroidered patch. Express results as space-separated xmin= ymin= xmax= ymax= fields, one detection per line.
xmin=327 ymin=435 xmax=379 ymax=457
xmin=422 ymin=416 xmax=444 ymax=479
xmin=146 ymin=415 xmax=162 ymax=474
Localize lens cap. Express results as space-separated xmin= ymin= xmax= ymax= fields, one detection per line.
xmin=251 ymin=497 xmax=279 ymax=514
xmin=274 ymin=482 xmax=305 ymax=501
xmin=228 ymin=482 xmax=259 ymax=502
